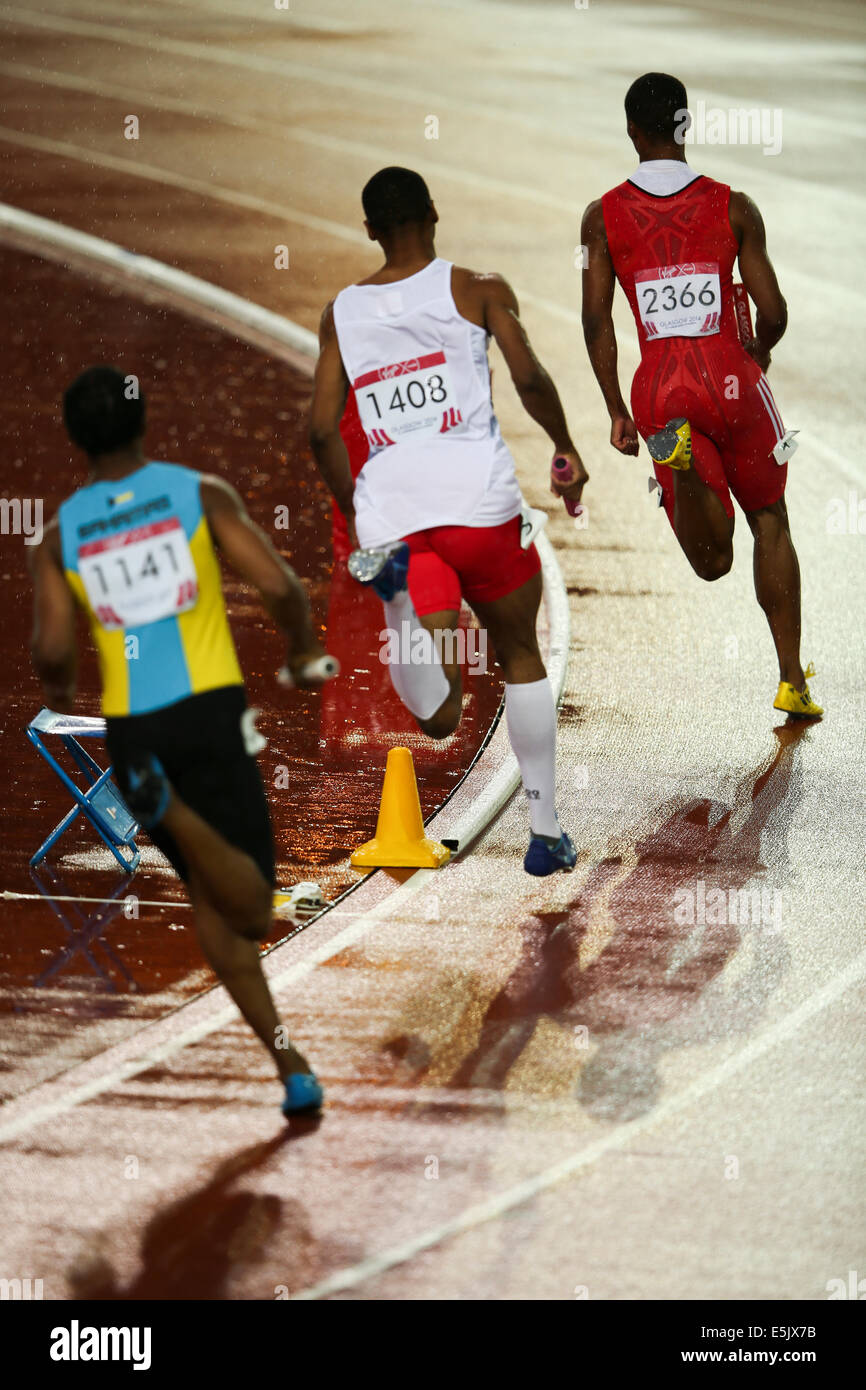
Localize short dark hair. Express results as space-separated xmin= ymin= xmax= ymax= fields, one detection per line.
xmin=625 ymin=73 xmax=688 ymax=138
xmin=63 ymin=366 xmax=146 ymax=457
xmin=362 ymin=167 xmax=432 ymax=237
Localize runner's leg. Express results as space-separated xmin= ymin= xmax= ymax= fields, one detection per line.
xmin=670 ymin=462 xmax=734 ymax=580
xmin=133 ymin=781 xmax=313 ymax=1084
xmin=416 ymin=608 xmax=463 ymax=739
xmin=744 ymin=498 xmax=805 ymax=688
xmin=471 ymin=569 xmax=545 ymax=683
xmin=649 ymin=419 xmax=735 ymax=580
xmin=725 ymin=372 xmax=806 ymax=690
xmin=381 ymin=584 xmax=451 ymax=722
xmin=158 ymin=793 xmax=272 ymax=936
xmin=189 ymin=876 xmax=312 ymax=1083
xmin=471 ymin=572 xmax=561 ymax=840
xmin=381 ymin=540 xmax=460 ymax=737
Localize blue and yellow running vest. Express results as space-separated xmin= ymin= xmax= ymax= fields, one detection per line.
xmin=58 ymin=462 xmax=243 ymax=717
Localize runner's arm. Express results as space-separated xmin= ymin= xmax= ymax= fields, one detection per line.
xmin=200 ymin=475 xmax=326 ymax=680
xmin=309 ymin=301 xmax=355 ymax=525
xmin=581 ymin=199 xmax=639 ymax=456
xmin=28 ymin=519 xmax=78 ymax=713
xmin=730 ymin=191 xmax=787 ymax=370
xmin=482 ymin=273 xmax=587 ymax=495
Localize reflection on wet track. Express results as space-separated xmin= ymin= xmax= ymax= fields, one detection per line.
xmin=0 ymin=246 xmax=501 ymax=1096
xmin=0 ymin=0 xmax=863 ymax=1301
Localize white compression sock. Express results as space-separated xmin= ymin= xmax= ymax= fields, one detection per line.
xmin=505 ymin=678 xmax=560 ymax=838
xmin=382 ymin=589 xmax=450 ymax=721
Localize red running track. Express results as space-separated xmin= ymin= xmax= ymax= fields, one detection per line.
xmin=0 ymin=244 xmax=502 ymax=1101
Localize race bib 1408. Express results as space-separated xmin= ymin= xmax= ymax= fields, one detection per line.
xmin=354 ymin=350 xmax=464 ymax=447
xmin=635 ymin=262 xmax=722 ymax=338
xmin=78 ymin=516 xmax=198 ymax=630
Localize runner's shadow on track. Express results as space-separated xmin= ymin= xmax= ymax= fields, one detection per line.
xmin=65 ymin=1126 xmax=319 ymax=1300
xmin=402 ymin=724 xmax=810 ymax=1123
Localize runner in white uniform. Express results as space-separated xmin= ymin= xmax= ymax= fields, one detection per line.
xmin=310 ymin=167 xmax=589 ymax=876
xmin=332 ymin=256 xmax=523 ymax=547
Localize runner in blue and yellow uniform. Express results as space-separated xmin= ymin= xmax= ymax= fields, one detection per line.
xmin=29 ymin=366 xmax=331 ymax=1116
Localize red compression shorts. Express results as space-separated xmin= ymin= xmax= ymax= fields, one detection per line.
xmin=631 ymin=340 xmax=788 ymax=528
xmin=402 ymin=516 xmax=541 ymax=616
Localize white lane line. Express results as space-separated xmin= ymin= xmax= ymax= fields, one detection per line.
xmin=0 ymin=204 xmax=568 ymax=1140
xmin=0 ymin=194 xmax=568 ymax=796
xmin=0 ymin=105 xmax=827 ymax=337
xmin=657 ymin=0 xmax=866 ymax=36
xmin=0 ymin=125 xmax=369 ymax=249
xmin=0 ymin=128 xmax=582 ymax=328
xmin=1 ymin=109 xmax=859 ymax=324
xmin=1 ymin=890 xmax=185 ymax=908
xmin=430 ymin=0 xmax=863 ymax=33
xmin=0 ymin=199 xmax=568 ymax=851
xmin=0 ymin=62 xmax=581 ymax=218
xmin=3 ymin=5 xmax=864 ymax=206
xmin=0 ymin=6 xmax=582 ymax=139
xmin=290 ymin=946 xmax=866 ymax=1299
xmin=0 ymin=198 xmax=321 ymax=360
xmin=1 ymin=73 xmax=860 ymax=324
xmin=2 ymin=118 xmax=861 ymax=332
xmin=0 ymin=870 xmax=436 ymax=1144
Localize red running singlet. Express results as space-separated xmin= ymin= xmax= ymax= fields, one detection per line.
xmin=602 ymin=173 xmax=788 ymax=524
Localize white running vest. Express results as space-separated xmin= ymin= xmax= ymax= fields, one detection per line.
xmin=333 ymin=258 xmax=522 ymax=548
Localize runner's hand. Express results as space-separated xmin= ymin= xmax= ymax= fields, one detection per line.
xmin=549 ymin=450 xmax=589 ymax=503
xmin=744 ymin=337 xmax=772 ymax=373
xmin=610 ymin=414 xmax=639 ymax=456
xmin=281 ymin=644 xmax=334 ymax=688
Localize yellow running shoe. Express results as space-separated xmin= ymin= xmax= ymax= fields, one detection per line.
xmin=646 ymin=417 xmax=692 ymax=470
xmin=774 ymin=663 xmax=823 ymax=719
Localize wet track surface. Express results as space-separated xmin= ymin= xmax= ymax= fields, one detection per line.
xmin=0 ymin=0 xmax=864 ymax=1302
xmin=0 ymin=245 xmax=501 ymax=1097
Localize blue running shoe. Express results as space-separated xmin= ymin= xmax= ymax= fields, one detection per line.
xmin=523 ymin=830 xmax=577 ymax=877
xmin=281 ymin=1073 xmax=324 ymax=1116
xmin=123 ymin=753 xmax=171 ymax=829
xmin=347 ymin=543 xmax=410 ymax=602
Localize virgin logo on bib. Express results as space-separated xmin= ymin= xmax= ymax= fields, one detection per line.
xmin=78 ymin=516 xmax=199 ymax=630
xmin=635 ymin=262 xmax=721 ymax=338
xmin=354 ymin=351 xmax=464 ymax=449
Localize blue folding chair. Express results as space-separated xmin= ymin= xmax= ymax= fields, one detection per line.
xmin=29 ymin=864 xmax=141 ymax=991
xmin=27 ymin=708 xmax=140 ymax=871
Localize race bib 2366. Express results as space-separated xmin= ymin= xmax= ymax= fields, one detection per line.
xmin=635 ymin=262 xmax=722 ymax=338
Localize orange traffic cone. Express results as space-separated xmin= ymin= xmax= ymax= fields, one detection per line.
xmin=351 ymin=747 xmax=451 ymax=870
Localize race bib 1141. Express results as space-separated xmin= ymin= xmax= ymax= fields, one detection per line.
xmin=635 ymin=262 xmax=722 ymax=339
xmin=78 ymin=516 xmax=199 ymax=630
xmin=354 ymin=350 xmax=464 ymax=448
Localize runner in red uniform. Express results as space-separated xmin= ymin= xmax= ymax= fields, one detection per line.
xmin=581 ymin=72 xmax=821 ymax=719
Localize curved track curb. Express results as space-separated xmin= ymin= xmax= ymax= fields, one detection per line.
xmin=0 ymin=200 xmax=570 ymax=859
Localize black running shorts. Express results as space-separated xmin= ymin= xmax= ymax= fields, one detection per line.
xmin=105 ymin=685 xmax=276 ymax=887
